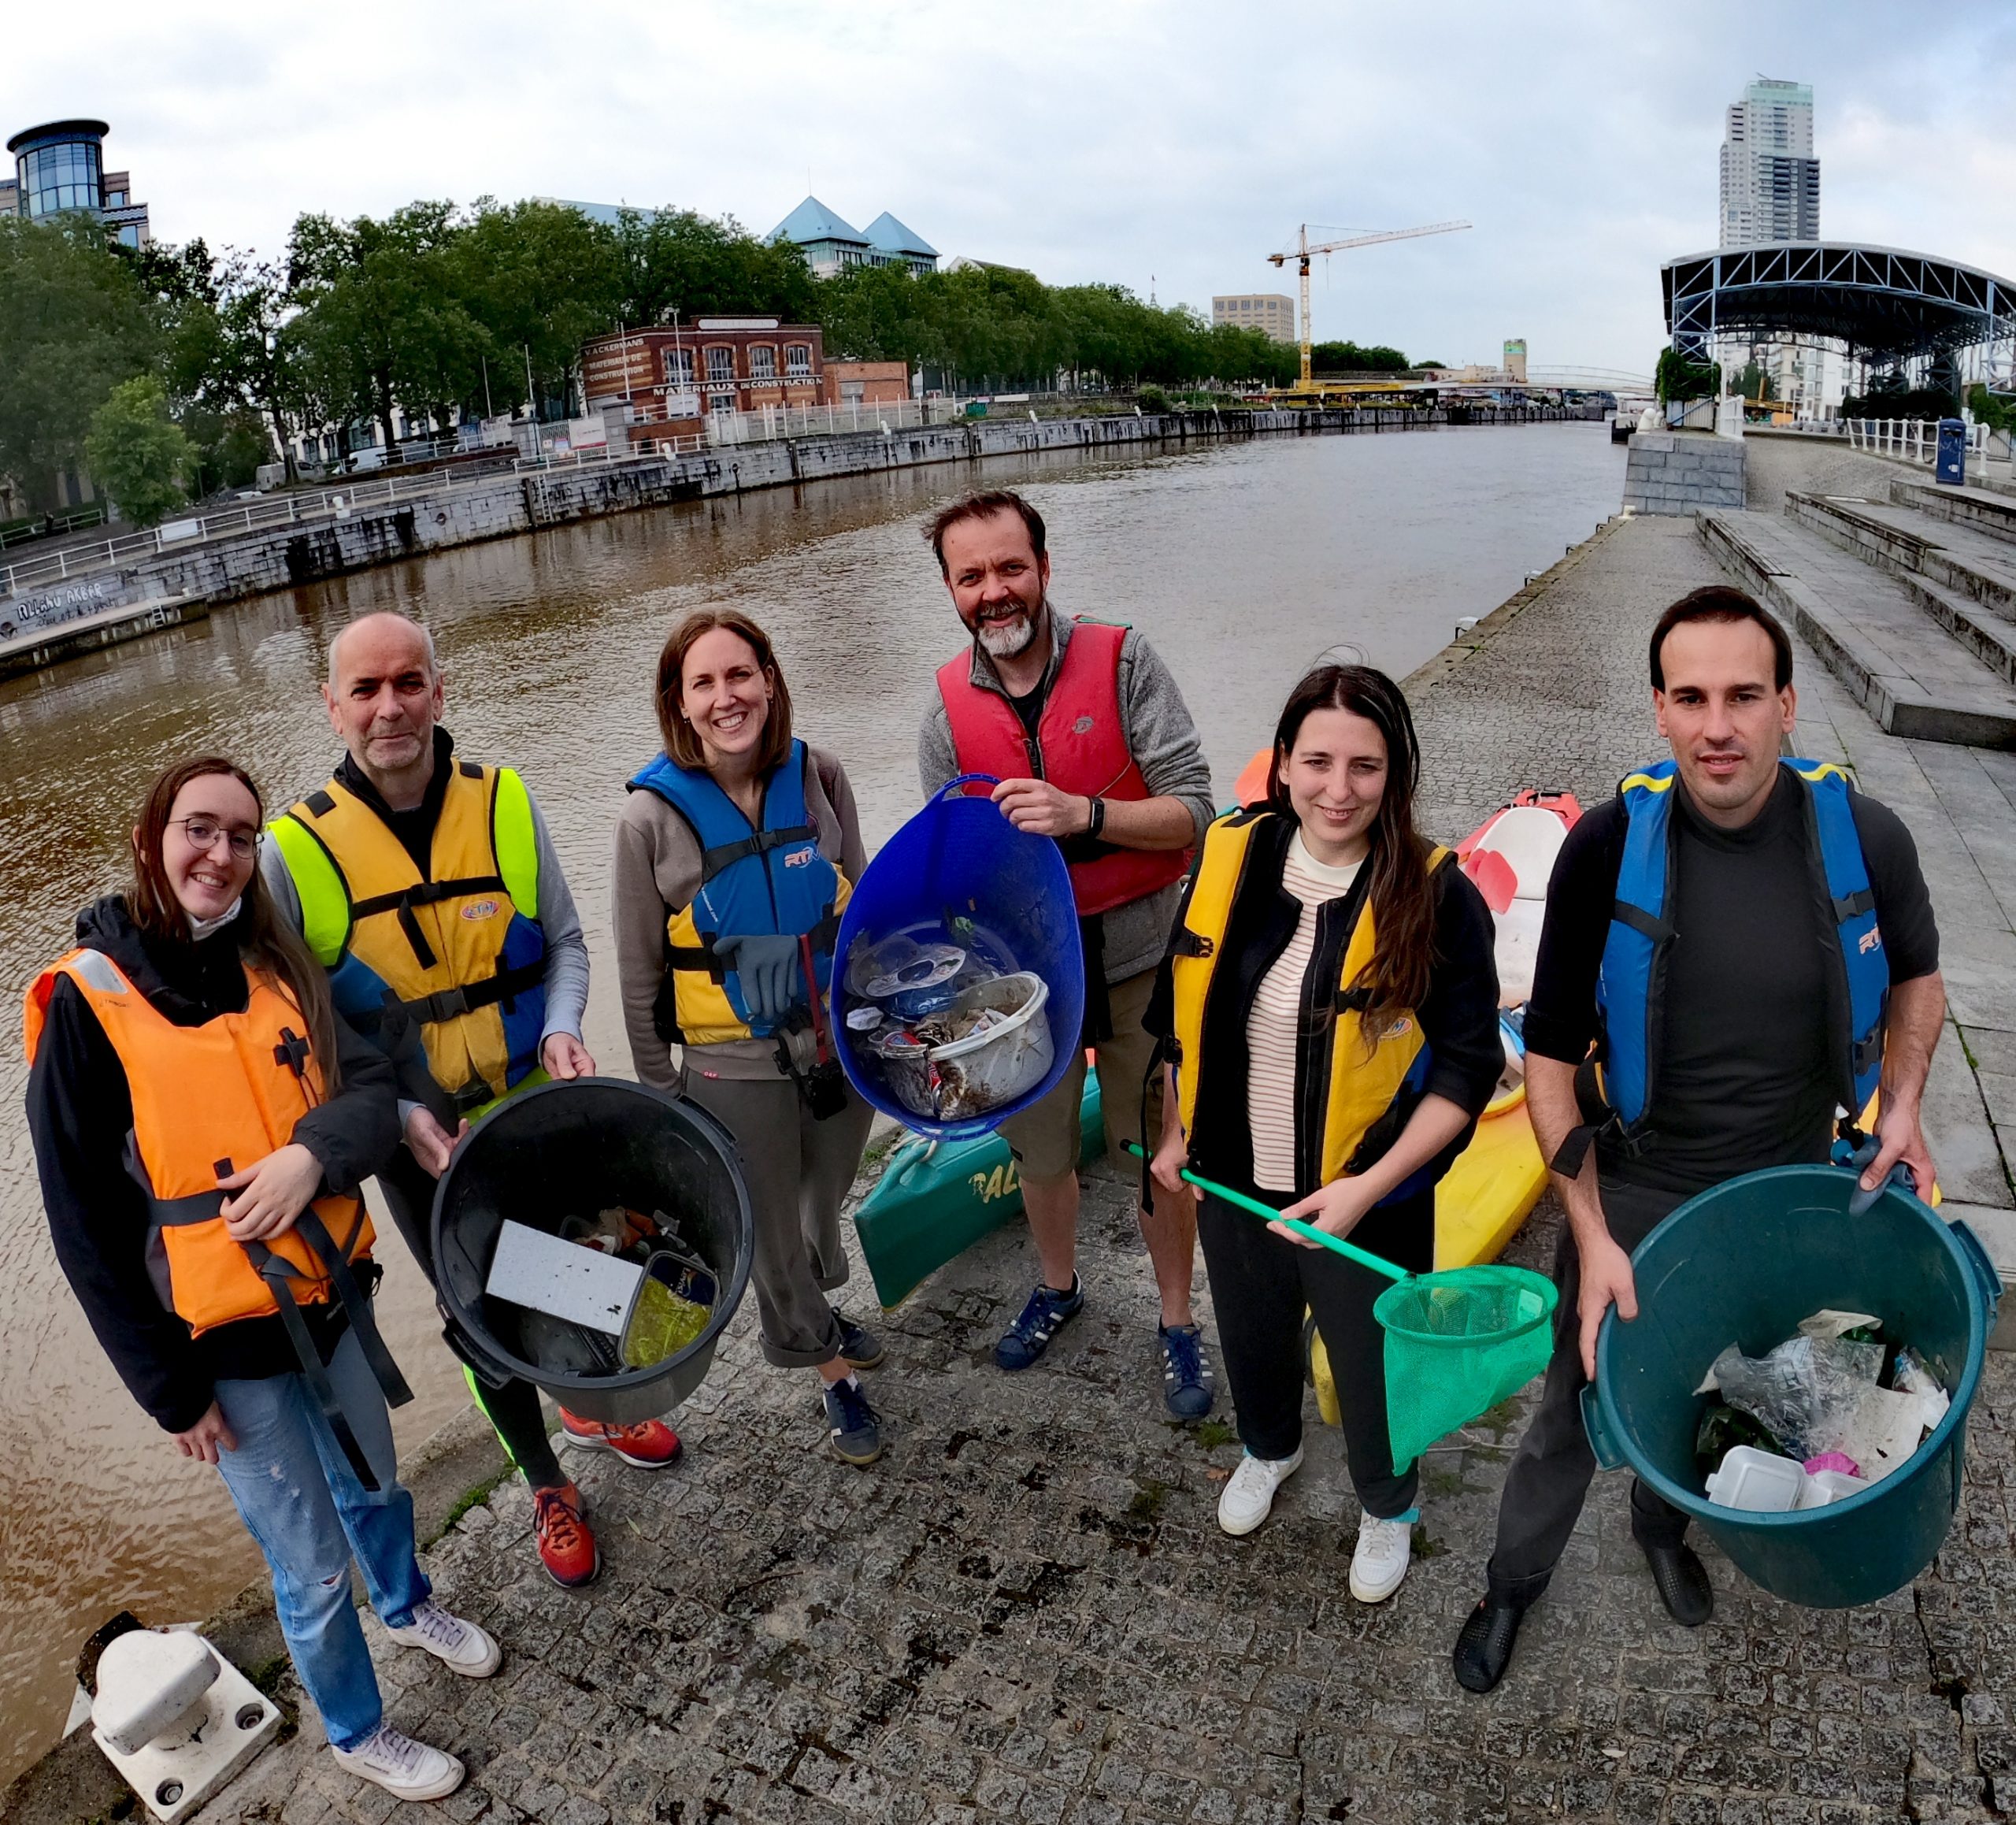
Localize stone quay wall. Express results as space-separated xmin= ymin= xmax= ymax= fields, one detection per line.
xmin=109 ymin=406 xmax=1584 ymax=613
xmin=1622 ymin=429 xmax=1747 ymax=515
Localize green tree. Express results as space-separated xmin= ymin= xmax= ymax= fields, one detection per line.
xmin=85 ymin=376 xmax=191 ymax=525
xmin=1655 ymin=346 xmax=1719 ymax=403
xmin=614 ymin=208 xmax=817 ymax=330
xmin=1967 ymin=383 xmax=2015 ymax=434
xmin=1310 ymin=339 xmax=1409 ymax=373
xmin=0 ymin=214 xmax=157 ymax=510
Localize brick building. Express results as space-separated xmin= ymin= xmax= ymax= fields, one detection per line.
xmin=824 ymin=361 xmax=910 ymax=406
xmin=581 ymin=319 xmax=825 ymax=429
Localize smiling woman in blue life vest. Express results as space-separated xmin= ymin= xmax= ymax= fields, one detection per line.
xmin=611 ymin=609 xmax=889 ymax=1466
xmin=1146 ymin=665 xmax=1504 ymax=1605
xmin=24 ymin=757 xmax=494 ymax=1805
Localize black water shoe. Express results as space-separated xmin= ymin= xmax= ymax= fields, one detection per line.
xmin=1642 ymin=1540 xmax=1714 ymax=1626
xmin=1452 ymin=1594 xmax=1525 ymax=1693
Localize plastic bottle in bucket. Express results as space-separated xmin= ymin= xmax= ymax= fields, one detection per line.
xmin=834 ymin=774 xmax=1085 ymax=1138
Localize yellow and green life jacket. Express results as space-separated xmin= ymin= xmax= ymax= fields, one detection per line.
xmin=269 ymin=761 xmax=547 ymax=1118
xmin=1168 ymin=808 xmax=1452 ymax=1199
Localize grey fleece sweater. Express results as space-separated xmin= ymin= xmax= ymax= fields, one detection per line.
xmin=917 ymin=611 xmax=1217 ymax=985
xmin=612 ymin=744 xmax=867 ymax=1085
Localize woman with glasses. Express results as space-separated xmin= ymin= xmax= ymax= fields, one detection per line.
xmin=24 ymin=755 xmax=491 ymax=1805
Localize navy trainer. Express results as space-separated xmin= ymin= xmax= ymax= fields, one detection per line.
xmin=823 ymin=1378 xmax=884 ymax=1466
xmin=994 ymin=1275 xmax=1085 ymax=1371
xmin=1158 ymin=1322 xmax=1217 ymax=1420
xmin=832 ymin=1308 xmax=886 ymax=1370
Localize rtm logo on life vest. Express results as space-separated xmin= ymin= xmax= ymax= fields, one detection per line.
xmin=969 ymin=1159 xmax=1021 ymax=1202
xmin=1073 ymin=714 xmax=1095 ymax=735
xmin=783 ymin=847 xmax=817 ymax=870
xmin=461 ymin=900 xmax=500 ymax=921
xmin=1860 ymin=925 xmax=1884 ymax=955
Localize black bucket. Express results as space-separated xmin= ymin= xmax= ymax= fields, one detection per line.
xmin=431 ymin=1078 xmax=754 ymax=1426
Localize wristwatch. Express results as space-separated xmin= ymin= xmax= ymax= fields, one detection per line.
xmin=1085 ymin=795 xmax=1106 ymax=838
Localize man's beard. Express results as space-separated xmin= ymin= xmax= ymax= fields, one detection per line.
xmin=976 ymin=597 xmax=1043 ymax=659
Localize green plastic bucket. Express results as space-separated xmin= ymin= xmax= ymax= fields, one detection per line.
xmin=1580 ymin=1164 xmax=2000 ymax=1608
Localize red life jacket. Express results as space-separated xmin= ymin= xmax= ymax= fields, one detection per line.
xmin=936 ymin=618 xmax=1191 ymax=916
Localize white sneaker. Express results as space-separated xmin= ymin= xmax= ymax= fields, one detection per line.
xmin=330 ymin=1723 xmax=466 ymax=1801
xmin=384 ymin=1598 xmax=502 ymax=1677
xmin=1349 ymin=1512 xmax=1417 ymax=1603
xmin=1217 ymin=1446 xmax=1304 ymax=1536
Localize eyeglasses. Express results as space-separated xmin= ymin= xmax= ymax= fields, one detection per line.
xmin=168 ymin=817 xmax=261 ymax=860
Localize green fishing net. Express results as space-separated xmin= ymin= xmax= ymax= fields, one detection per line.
xmin=1375 ymin=1265 xmax=1558 ymax=1470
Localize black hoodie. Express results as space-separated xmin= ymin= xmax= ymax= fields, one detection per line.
xmin=25 ymin=896 xmax=402 ymax=1432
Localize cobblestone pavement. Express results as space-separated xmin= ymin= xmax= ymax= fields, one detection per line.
xmin=193 ymin=464 xmax=2016 ymax=1825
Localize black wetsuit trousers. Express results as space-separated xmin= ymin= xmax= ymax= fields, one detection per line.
xmin=1198 ymin=1184 xmax=1435 ymax=1523
xmin=374 ymin=1149 xmax=565 ymax=1490
xmin=1488 ymin=1176 xmax=1691 ymax=1595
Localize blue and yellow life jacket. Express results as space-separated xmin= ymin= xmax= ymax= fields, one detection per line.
xmin=1168 ymin=808 xmax=1453 ymax=1200
xmin=1591 ymin=756 xmax=1887 ymax=1152
xmin=628 ymin=740 xmax=850 ymax=1045
xmin=269 ymin=762 xmax=548 ymax=1118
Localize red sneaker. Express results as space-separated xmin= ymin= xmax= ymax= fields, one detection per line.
xmin=531 ymin=1482 xmax=598 ymax=1589
xmin=558 ymin=1410 xmax=684 ymax=1471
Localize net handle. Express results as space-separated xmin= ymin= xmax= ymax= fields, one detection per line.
xmin=1121 ymin=1144 xmax=1408 ymax=1282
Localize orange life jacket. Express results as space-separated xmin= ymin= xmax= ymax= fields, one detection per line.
xmin=25 ymin=945 xmax=375 ymax=1334
xmin=936 ymin=618 xmax=1191 ymax=916
xmin=24 ymin=944 xmax=412 ymax=1487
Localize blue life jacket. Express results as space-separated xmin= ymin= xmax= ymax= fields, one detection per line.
xmin=627 ymin=740 xmax=847 ymax=1043
xmin=1592 ymin=756 xmax=1888 ymax=1152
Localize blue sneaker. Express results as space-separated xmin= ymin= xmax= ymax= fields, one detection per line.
xmin=994 ymin=1275 xmax=1084 ymax=1371
xmin=832 ymin=1308 xmax=886 ymax=1369
xmin=1159 ymin=1323 xmax=1217 ymax=1420
xmin=823 ymin=1378 xmax=884 ymax=1466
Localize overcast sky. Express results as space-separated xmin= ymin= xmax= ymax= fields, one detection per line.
xmin=8 ymin=0 xmax=2014 ymax=376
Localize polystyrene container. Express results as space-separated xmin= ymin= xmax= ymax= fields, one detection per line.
xmin=1705 ymin=1445 xmax=1806 ymax=1512
xmin=1796 ymin=1468 xmax=1868 ymax=1509
xmin=877 ymin=973 xmax=1053 ymax=1124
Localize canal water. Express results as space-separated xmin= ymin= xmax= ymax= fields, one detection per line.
xmin=0 ymin=421 xmax=1621 ymax=1779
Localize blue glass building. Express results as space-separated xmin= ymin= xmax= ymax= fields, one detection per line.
xmin=3 ymin=119 xmax=151 ymax=247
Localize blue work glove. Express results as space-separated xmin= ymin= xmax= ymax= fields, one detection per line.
xmin=713 ymin=934 xmax=803 ymax=1026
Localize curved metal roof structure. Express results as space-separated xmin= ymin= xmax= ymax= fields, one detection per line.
xmin=1663 ymin=243 xmax=2016 ymax=362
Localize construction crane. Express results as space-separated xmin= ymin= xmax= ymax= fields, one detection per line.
xmin=1269 ymin=221 xmax=1472 ymax=391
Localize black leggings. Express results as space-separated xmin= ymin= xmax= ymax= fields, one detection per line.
xmin=1196 ymin=1182 xmax=1436 ymax=1522
xmin=375 ymin=1149 xmax=565 ymax=1490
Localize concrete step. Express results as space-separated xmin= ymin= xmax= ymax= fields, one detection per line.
xmin=1786 ymin=489 xmax=2016 ymax=625
xmin=1700 ymin=509 xmax=2016 ymax=747
xmin=1892 ymin=475 xmax=2016 ymax=548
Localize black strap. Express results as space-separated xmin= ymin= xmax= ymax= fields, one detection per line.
xmin=696 ymin=824 xmax=816 ymax=882
xmin=666 ymin=941 xmax=726 ymax=981
xmin=292 ymin=1205 xmax=413 ymax=1411
xmin=1609 ymin=900 xmax=1673 ymax=944
xmin=1334 ymin=985 xmax=1373 ymax=1014
xmin=245 ymin=1249 xmax=384 ymax=1491
xmin=349 ymin=874 xmax=506 ymax=920
xmin=400 ymin=956 xmax=546 ymax=1026
xmin=1167 ymin=927 xmax=1214 ymax=959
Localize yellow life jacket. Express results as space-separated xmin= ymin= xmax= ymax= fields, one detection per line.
xmin=269 ymin=761 xmax=547 ymax=1116
xmin=1169 ymin=810 xmax=1451 ymax=1189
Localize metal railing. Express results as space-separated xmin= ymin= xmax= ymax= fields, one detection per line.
xmin=702 ymin=396 xmax=961 ymax=446
xmin=0 ymin=505 xmax=108 ymax=551
xmin=1844 ymin=420 xmax=1992 ymax=464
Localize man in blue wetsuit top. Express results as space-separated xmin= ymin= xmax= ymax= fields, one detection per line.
xmin=1455 ymin=586 xmax=1944 ymax=1693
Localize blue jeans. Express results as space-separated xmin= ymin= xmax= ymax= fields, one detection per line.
xmin=213 ymin=1329 xmax=431 ymax=1749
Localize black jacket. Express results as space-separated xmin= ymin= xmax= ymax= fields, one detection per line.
xmin=1147 ymin=818 xmax=1505 ymax=1200
xmin=26 ymin=896 xmax=402 ymax=1431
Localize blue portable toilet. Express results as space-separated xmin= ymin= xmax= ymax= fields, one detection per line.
xmin=1936 ymin=418 xmax=1967 ymax=486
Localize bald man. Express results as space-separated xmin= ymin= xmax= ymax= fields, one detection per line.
xmin=261 ymin=611 xmax=669 ymax=1590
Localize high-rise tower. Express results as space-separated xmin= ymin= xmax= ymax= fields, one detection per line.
xmin=1719 ymin=79 xmax=1820 ymax=247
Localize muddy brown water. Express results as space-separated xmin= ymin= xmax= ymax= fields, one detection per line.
xmin=0 ymin=422 xmax=1623 ymax=1779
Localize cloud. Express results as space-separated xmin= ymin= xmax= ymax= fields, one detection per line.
xmin=4 ymin=0 xmax=2012 ymax=372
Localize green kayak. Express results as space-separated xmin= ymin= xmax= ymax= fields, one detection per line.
xmin=854 ymin=1069 xmax=1106 ymax=1308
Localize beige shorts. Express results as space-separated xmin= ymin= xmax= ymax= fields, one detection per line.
xmin=998 ymin=967 xmax=1166 ymax=1184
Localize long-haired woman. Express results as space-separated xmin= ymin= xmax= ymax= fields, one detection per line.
xmin=1147 ymin=665 xmax=1503 ymax=1601
xmin=612 ymin=610 xmax=887 ymax=1465
xmin=25 ymin=756 xmax=492 ymax=1804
